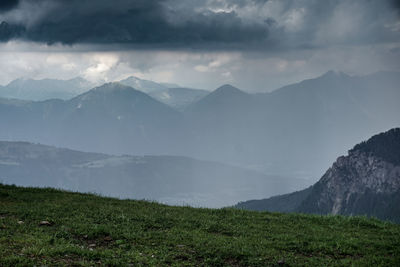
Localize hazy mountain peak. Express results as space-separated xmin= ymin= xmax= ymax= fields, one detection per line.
xmin=119 ymin=76 xmax=167 ymax=93
xmin=212 ymin=84 xmax=247 ymax=96
xmin=269 ymin=70 xmax=352 ymax=96
xmin=80 ymin=82 xmax=144 ymax=98
xmin=121 ymin=76 xmax=141 ymax=82
xmin=322 ymin=70 xmax=337 ymax=76
xmin=194 ymin=84 xmax=249 ymax=105
xmin=185 ymin=84 xmax=251 ymax=114
xmin=320 ymin=70 xmax=349 ymax=79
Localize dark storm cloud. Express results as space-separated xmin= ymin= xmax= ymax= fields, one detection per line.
xmin=0 ymin=0 xmax=19 ymax=12
xmin=391 ymin=0 xmax=400 ymax=9
xmin=0 ymin=21 xmax=24 ymax=41
xmin=0 ymin=0 xmax=399 ymax=49
xmin=0 ymin=0 xmax=270 ymax=48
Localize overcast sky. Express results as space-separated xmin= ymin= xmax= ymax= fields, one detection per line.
xmin=0 ymin=0 xmax=399 ymax=91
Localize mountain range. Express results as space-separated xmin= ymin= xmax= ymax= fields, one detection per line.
xmin=184 ymin=71 xmax=400 ymax=177
xmin=0 ymin=76 xmax=209 ymax=110
xmin=0 ymin=71 xmax=399 ymax=183
xmin=235 ymin=128 xmax=400 ymax=223
xmin=118 ymin=76 xmax=209 ymax=110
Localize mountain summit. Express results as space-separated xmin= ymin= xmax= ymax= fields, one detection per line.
xmin=69 ymin=82 xmax=170 ymax=112
xmin=118 ymin=76 xmax=167 ymax=93
xmin=212 ymin=84 xmax=247 ymax=95
xmin=186 ymin=84 xmax=250 ymax=113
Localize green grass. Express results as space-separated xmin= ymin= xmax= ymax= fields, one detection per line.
xmin=1 ymin=184 xmax=399 ymax=266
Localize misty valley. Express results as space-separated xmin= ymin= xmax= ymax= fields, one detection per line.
xmin=0 ymin=141 xmax=306 ymax=208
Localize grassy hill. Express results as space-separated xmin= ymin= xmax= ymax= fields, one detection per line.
xmin=1 ymin=184 xmax=399 ymax=266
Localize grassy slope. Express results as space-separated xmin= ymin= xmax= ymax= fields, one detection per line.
xmin=0 ymin=184 xmax=399 ymax=266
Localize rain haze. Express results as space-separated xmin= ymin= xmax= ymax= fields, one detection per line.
xmin=0 ymin=0 xmax=399 ymax=207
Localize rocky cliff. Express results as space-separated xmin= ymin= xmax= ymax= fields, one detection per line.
xmin=298 ymin=149 xmax=400 ymax=220
xmin=237 ymin=128 xmax=400 ymax=222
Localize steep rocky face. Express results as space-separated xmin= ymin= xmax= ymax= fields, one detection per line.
xmin=298 ymin=128 xmax=400 ymax=221
xmin=299 ymin=151 xmax=400 ymax=215
xmin=236 ymin=128 xmax=400 ymax=222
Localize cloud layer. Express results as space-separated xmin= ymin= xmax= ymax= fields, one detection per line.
xmin=0 ymin=0 xmax=399 ymax=91
xmin=0 ymin=0 xmax=398 ymax=50
xmin=0 ymin=0 xmax=269 ymax=48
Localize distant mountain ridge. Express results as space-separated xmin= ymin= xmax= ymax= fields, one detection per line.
xmin=0 ymin=75 xmax=208 ymax=110
xmin=119 ymin=76 xmax=209 ymax=109
xmin=183 ymin=71 xmax=400 ymax=176
xmin=0 ymin=77 xmax=94 ymax=101
xmin=187 ymin=84 xmax=250 ymax=111
xmin=118 ymin=76 xmax=168 ymax=93
xmin=236 ymin=128 xmax=400 ymax=222
xmin=36 ymin=82 xmax=185 ymax=155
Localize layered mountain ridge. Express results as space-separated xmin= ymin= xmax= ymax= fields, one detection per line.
xmin=0 ymin=71 xmax=399 ymax=180
xmin=0 ymin=77 xmax=94 ymax=101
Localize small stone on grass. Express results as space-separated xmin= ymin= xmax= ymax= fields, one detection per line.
xmin=39 ymin=221 xmax=52 ymax=226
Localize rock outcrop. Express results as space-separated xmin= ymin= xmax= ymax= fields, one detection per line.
xmin=237 ymin=128 xmax=400 ymax=222
xmin=298 ymin=149 xmax=400 ymax=218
